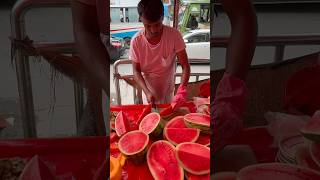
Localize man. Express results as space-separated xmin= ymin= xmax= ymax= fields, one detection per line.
xmin=212 ymin=0 xmax=258 ymax=153
xmin=130 ymin=0 xmax=191 ymax=108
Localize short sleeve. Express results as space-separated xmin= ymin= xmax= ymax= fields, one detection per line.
xmin=129 ymin=37 xmax=139 ymax=63
xmin=173 ymin=29 xmax=186 ymax=53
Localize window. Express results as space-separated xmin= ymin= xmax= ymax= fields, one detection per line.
xmin=187 ymin=33 xmax=207 ymax=43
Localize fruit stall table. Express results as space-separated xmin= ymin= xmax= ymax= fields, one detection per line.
xmin=0 ymin=136 xmax=107 ymax=179
xmin=110 ymin=104 xmax=278 ymax=179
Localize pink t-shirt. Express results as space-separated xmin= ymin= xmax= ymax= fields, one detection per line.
xmin=129 ymin=25 xmax=186 ymax=103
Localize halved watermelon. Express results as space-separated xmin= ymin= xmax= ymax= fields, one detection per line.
xmin=310 ymin=142 xmax=320 ymax=169
xmin=295 ymin=145 xmax=320 ymax=171
xmin=164 ymin=128 xmax=200 ymax=146
xmin=139 ymin=112 xmax=164 ymax=138
xmin=238 ymin=163 xmax=320 ymax=180
xmin=196 ymin=134 xmax=210 ymax=146
xmin=184 ymin=113 xmax=210 ymax=134
xmin=137 ymin=104 xmax=152 ymax=125
xmin=165 ymin=116 xmax=187 ymax=129
xmin=115 ymin=111 xmax=131 ymax=137
xmin=300 ymin=111 xmax=320 ymax=142
xmin=176 ymin=142 xmax=210 ymax=175
xmin=118 ymin=130 xmax=149 ymax=164
xmin=147 ymin=140 xmax=184 ymax=180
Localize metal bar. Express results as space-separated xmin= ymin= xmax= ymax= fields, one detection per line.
xmin=274 ymin=45 xmax=285 ymax=62
xmin=173 ymin=0 xmax=180 ymax=29
xmin=74 ymin=82 xmax=84 ymax=133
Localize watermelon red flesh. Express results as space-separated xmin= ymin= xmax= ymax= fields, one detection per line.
xmin=115 ymin=111 xmax=131 ymax=137
xmin=118 ymin=130 xmax=149 ymax=155
xmin=196 ymin=134 xmax=210 ymax=146
xmin=310 ymin=142 xmax=320 ymax=168
xmin=295 ymin=145 xmax=320 ymax=171
xmin=184 ymin=113 xmax=210 ymax=130
xmin=237 ymin=163 xmax=320 ymax=180
xmin=300 ymin=112 xmax=320 ymax=142
xmin=160 ymin=105 xmax=174 ymax=117
xmin=137 ymin=104 xmax=152 ymax=124
xmin=165 ymin=116 xmax=187 ymax=128
xmin=176 ymin=142 xmax=210 ymax=175
xmin=139 ymin=113 xmax=161 ymax=134
xmin=164 ymin=128 xmax=200 ymax=145
xmin=147 ymin=140 xmax=184 ymax=180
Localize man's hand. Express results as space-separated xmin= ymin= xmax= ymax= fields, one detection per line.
xmin=145 ymin=90 xmax=155 ymax=105
xmin=172 ymin=85 xmax=187 ymax=110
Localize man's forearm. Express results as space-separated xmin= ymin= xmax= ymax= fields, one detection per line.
xmin=180 ymin=64 xmax=190 ymax=87
xmin=133 ymin=71 xmax=151 ymax=95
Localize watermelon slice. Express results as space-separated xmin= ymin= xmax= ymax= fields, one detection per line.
xmin=196 ymin=134 xmax=210 ymax=146
xmin=118 ymin=130 xmax=149 ymax=164
xmin=164 ymin=128 xmax=200 ymax=146
xmin=139 ymin=112 xmax=164 ymax=138
xmin=295 ymin=145 xmax=320 ymax=171
xmin=137 ymin=104 xmax=152 ymax=125
xmin=186 ymin=172 xmax=211 ymax=180
xmin=165 ymin=116 xmax=187 ymax=129
xmin=176 ymin=142 xmax=210 ymax=175
xmin=160 ymin=105 xmax=174 ymax=117
xmin=300 ymin=111 xmax=320 ymax=142
xmin=310 ymin=142 xmax=320 ymax=169
xmin=212 ymin=172 xmax=237 ymax=180
xmin=147 ymin=140 xmax=184 ymax=180
xmin=238 ymin=163 xmax=320 ymax=180
xmin=184 ymin=113 xmax=210 ymax=134
xmin=115 ymin=111 xmax=131 ymax=137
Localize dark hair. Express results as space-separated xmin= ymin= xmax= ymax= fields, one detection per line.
xmin=138 ymin=0 xmax=164 ymax=22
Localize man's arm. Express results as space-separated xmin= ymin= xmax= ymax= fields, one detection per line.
xmin=221 ymin=0 xmax=257 ymax=80
xmin=71 ymin=0 xmax=109 ymax=93
xmin=176 ymin=49 xmax=191 ymax=87
xmin=132 ymin=61 xmax=154 ymax=103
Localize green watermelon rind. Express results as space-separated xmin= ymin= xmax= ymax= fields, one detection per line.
xmin=118 ymin=130 xmax=149 ymax=164
xmin=139 ymin=112 xmax=164 ymax=138
xmin=184 ymin=113 xmax=210 ymax=133
xmin=147 ymin=140 xmax=184 ymax=180
xmin=176 ymin=142 xmax=210 ymax=175
xmin=238 ymin=163 xmax=320 ymax=179
xmin=163 ymin=128 xmax=200 ymax=146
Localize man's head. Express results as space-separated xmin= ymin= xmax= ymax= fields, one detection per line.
xmin=138 ymin=0 xmax=164 ymax=38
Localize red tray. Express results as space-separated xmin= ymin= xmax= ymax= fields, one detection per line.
xmin=0 ymin=136 xmax=107 ymax=178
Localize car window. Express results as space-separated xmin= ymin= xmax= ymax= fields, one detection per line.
xmin=187 ymin=33 xmax=207 ymax=43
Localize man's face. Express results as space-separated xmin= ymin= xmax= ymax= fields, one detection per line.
xmin=140 ymin=16 xmax=164 ymax=39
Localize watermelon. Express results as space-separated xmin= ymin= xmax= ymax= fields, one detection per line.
xmin=295 ymin=145 xmax=320 ymax=171
xmin=238 ymin=163 xmax=320 ymax=180
xmin=197 ymin=105 xmax=210 ymax=115
xmin=165 ymin=116 xmax=187 ymax=128
xmin=160 ymin=105 xmax=174 ymax=117
xmin=147 ymin=140 xmax=184 ymax=180
xmin=196 ymin=134 xmax=210 ymax=146
xmin=184 ymin=113 xmax=210 ymax=134
xmin=118 ymin=130 xmax=149 ymax=164
xmin=176 ymin=142 xmax=210 ymax=175
xmin=186 ymin=172 xmax=211 ymax=180
xmin=115 ymin=111 xmax=131 ymax=137
xmin=300 ymin=111 xmax=320 ymax=142
xmin=137 ymin=104 xmax=152 ymax=125
xmin=212 ymin=172 xmax=237 ymax=180
xmin=310 ymin=142 xmax=320 ymax=169
xmin=164 ymin=128 xmax=200 ymax=146
xmin=139 ymin=112 xmax=164 ymax=138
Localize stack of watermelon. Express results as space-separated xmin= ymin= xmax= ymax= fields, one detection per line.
xmin=111 ymin=103 xmax=211 ymax=180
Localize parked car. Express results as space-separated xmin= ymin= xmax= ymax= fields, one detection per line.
xmin=103 ymin=36 xmax=126 ymax=62
xmin=183 ymin=29 xmax=210 ymax=63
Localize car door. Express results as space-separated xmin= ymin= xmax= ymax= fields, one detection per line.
xmin=185 ymin=32 xmax=210 ymax=62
